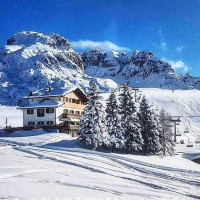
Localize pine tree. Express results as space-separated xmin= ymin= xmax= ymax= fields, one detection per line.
xmin=118 ymin=84 xmax=143 ymax=152
xmin=138 ymin=96 xmax=160 ymax=155
xmin=79 ymin=83 xmax=109 ymax=150
xmin=105 ymin=91 xmax=124 ymax=151
xmin=158 ymin=108 xmax=175 ymax=156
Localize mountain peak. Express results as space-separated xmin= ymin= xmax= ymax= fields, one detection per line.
xmin=6 ymin=31 xmax=72 ymax=50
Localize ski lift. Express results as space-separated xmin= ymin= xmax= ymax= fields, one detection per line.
xmin=180 ymin=140 xmax=184 ymax=144
xmin=187 ymin=139 xmax=193 ymax=147
xmin=176 ymin=129 xmax=182 ymax=136
xmin=187 ymin=142 xmax=193 ymax=147
xmin=195 ymin=137 xmax=200 ymax=144
xmin=184 ymin=127 xmax=189 ymax=133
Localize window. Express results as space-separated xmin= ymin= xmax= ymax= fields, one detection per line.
xmin=37 ymin=109 xmax=45 ymax=117
xmin=75 ymin=111 xmax=80 ymax=115
xmin=69 ymin=98 xmax=72 ymax=103
xmin=70 ymin=110 xmax=74 ymax=114
xmin=64 ymin=109 xmax=68 ymax=113
xmin=46 ymin=121 xmax=53 ymax=125
xmin=65 ymin=97 xmax=68 ymax=102
xmin=77 ymin=100 xmax=80 ymax=104
xmin=27 ymin=109 xmax=34 ymax=114
xmin=46 ymin=108 xmax=54 ymax=113
xmin=28 ymin=121 xmax=35 ymax=125
xmin=72 ymin=99 xmax=76 ymax=103
xmin=38 ymin=121 xmax=44 ymax=125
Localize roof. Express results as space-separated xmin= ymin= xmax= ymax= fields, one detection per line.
xmin=23 ymin=86 xmax=86 ymax=99
xmin=17 ymin=100 xmax=64 ymax=109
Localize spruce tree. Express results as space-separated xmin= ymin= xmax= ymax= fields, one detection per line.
xmin=79 ymin=83 xmax=109 ymax=150
xmin=106 ymin=91 xmax=124 ymax=151
xmin=118 ymin=84 xmax=143 ymax=152
xmin=138 ymin=96 xmax=160 ymax=155
xmin=158 ymin=108 xmax=175 ymax=156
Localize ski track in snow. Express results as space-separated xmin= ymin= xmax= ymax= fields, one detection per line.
xmin=7 ymin=144 xmax=200 ymax=199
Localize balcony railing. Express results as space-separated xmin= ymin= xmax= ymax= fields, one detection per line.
xmin=62 ymin=113 xmax=81 ymax=119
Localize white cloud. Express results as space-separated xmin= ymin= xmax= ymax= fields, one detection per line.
xmin=71 ymin=40 xmax=130 ymax=52
xmin=176 ymin=45 xmax=184 ymax=53
xmin=163 ymin=58 xmax=189 ymax=73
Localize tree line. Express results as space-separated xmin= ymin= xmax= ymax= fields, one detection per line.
xmin=79 ymin=83 xmax=175 ymax=156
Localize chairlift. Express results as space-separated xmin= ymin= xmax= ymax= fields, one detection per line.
xmin=195 ymin=137 xmax=200 ymax=144
xmin=187 ymin=142 xmax=193 ymax=147
xmin=184 ymin=127 xmax=189 ymax=133
xmin=176 ymin=129 xmax=182 ymax=136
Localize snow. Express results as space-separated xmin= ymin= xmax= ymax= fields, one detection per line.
xmin=0 ymin=88 xmax=200 ymax=199
xmin=0 ymin=106 xmax=22 ymax=128
xmin=0 ymin=131 xmax=200 ymax=199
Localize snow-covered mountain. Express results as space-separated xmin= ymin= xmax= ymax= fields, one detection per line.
xmin=0 ymin=31 xmax=116 ymax=105
xmin=1 ymin=31 xmax=200 ymax=105
xmin=82 ymin=49 xmax=200 ymax=89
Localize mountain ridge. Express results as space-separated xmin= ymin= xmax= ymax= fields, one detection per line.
xmin=0 ymin=31 xmax=200 ymax=105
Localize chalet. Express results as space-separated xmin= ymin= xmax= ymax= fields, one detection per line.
xmin=17 ymin=86 xmax=88 ymax=135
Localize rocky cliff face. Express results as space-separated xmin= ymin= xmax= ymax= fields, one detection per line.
xmin=0 ymin=31 xmax=116 ymax=105
xmin=82 ymin=49 xmax=200 ymax=89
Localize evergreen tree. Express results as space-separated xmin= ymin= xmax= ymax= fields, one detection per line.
xmin=138 ymin=96 xmax=160 ymax=155
xmin=79 ymin=83 xmax=109 ymax=150
xmin=118 ymin=84 xmax=143 ymax=152
xmin=158 ymin=108 xmax=175 ymax=156
xmin=106 ymin=91 xmax=124 ymax=151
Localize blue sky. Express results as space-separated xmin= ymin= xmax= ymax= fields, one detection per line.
xmin=0 ymin=0 xmax=200 ymax=75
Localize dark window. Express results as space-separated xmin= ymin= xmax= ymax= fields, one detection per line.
xmin=46 ymin=108 xmax=54 ymax=113
xmin=28 ymin=121 xmax=35 ymax=125
xmin=77 ymin=100 xmax=80 ymax=104
xmin=46 ymin=121 xmax=53 ymax=125
xmin=70 ymin=110 xmax=74 ymax=114
xmin=75 ymin=111 xmax=80 ymax=115
xmin=72 ymin=99 xmax=76 ymax=103
xmin=64 ymin=109 xmax=68 ymax=113
xmin=27 ymin=109 xmax=34 ymax=114
xmin=65 ymin=97 xmax=68 ymax=102
xmin=38 ymin=121 xmax=44 ymax=125
xmin=37 ymin=109 xmax=44 ymax=117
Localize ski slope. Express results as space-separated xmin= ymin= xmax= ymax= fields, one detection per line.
xmin=141 ymin=88 xmax=200 ymax=146
xmin=0 ymin=132 xmax=200 ymax=200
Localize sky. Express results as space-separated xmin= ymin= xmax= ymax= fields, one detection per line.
xmin=0 ymin=0 xmax=200 ymax=75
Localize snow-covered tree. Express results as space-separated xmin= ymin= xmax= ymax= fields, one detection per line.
xmin=118 ymin=84 xmax=143 ymax=152
xmin=79 ymin=83 xmax=109 ymax=150
xmin=158 ymin=108 xmax=175 ymax=156
xmin=105 ymin=91 xmax=124 ymax=151
xmin=138 ymin=96 xmax=160 ymax=155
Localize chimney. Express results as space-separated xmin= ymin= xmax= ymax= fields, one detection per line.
xmin=48 ymin=86 xmax=52 ymax=92
xmin=29 ymin=91 xmax=33 ymax=96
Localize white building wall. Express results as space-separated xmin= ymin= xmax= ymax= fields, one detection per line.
xmin=23 ymin=107 xmax=84 ymax=127
xmin=23 ymin=108 xmax=56 ymax=126
xmin=56 ymin=107 xmax=65 ymax=125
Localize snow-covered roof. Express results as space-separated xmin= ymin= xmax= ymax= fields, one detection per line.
xmin=23 ymin=86 xmax=82 ymax=99
xmin=17 ymin=100 xmax=64 ymax=109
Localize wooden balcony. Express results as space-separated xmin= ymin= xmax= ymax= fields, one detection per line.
xmin=62 ymin=113 xmax=82 ymax=119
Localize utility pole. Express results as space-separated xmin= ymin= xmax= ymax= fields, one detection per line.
xmin=170 ymin=117 xmax=181 ymax=142
xmin=132 ymin=88 xmax=139 ymax=102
